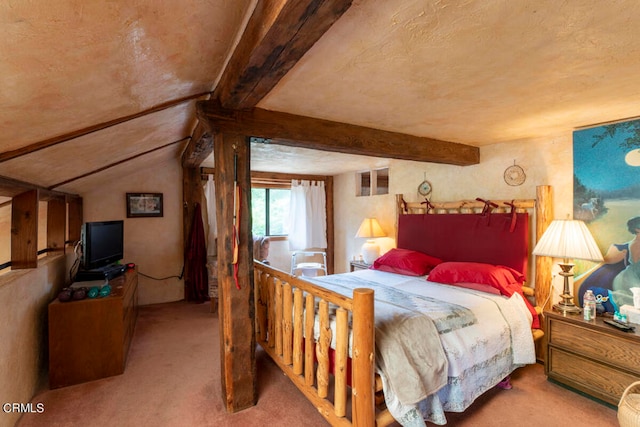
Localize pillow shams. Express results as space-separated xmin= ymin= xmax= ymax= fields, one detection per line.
xmin=427 ymin=261 xmax=524 ymax=295
xmin=428 ymin=261 xmax=539 ymax=329
xmin=372 ymin=248 xmax=442 ymax=276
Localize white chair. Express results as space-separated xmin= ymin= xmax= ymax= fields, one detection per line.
xmin=290 ymin=251 xmax=327 ymax=277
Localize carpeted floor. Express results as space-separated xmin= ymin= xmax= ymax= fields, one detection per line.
xmin=16 ymin=301 xmax=618 ymax=427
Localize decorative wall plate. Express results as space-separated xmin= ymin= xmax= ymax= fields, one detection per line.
xmin=504 ymin=162 xmax=526 ymax=186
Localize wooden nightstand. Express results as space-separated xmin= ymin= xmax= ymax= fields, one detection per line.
xmin=545 ymin=310 xmax=640 ymax=406
xmin=349 ymin=260 xmax=371 ymax=272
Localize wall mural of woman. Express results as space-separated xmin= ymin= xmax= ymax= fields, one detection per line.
xmin=573 ymin=118 xmax=640 ymax=311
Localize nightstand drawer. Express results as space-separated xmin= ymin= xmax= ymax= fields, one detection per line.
xmin=548 ymin=347 xmax=637 ymax=405
xmin=548 ymin=316 xmax=640 ymax=372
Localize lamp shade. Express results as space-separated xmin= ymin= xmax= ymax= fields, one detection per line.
xmin=355 ymin=218 xmax=386 ymax=238
xmin=532 ymin=219 xmax=604 ymax=262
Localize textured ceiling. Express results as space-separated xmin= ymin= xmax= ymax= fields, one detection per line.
xmin=3 ymin=0 xmax=640 ymax=193
xmin=260 ymin=0 xmax=640 ymax=145
xmin=0 ymin=0 xmax=254 ymax=194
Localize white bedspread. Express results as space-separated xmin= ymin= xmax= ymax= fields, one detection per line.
xmin=308 ymin=269 xmax=536 ymax=426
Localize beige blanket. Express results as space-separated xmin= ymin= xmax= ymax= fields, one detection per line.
xmin=375 ymin=313 xmax=448 ymax=404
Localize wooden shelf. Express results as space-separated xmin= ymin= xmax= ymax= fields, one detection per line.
xmin=48 ymin=269 xmax=138 ymax=389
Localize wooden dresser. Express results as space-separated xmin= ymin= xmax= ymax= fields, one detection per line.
xmin=545 ymin=310 xmax=640 ymax=405
xmin=48 ymin=268 xmax=138 ymax=389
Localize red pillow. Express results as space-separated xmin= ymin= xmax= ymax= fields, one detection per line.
xmin=427 ymin=261 xmax=524 ymax=295
xmin=445 ymin=281 xmax=501 ymax=295
xmin=372 ymin=248 xmax=442 ymax=276
xmin=428 ymin=262 xmax=539 ymax=329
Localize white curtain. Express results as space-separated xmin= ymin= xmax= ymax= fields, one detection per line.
xmin=204 ymin=175 xmax=217 ymax=256
xmin=288 ymin=180 xmax=327 ymax=251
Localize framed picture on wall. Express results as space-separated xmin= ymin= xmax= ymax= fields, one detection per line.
xmin=573 ymin=118 xmax=640 ymax=309
xmin=126 ymin=193 xmax=163 ymax=218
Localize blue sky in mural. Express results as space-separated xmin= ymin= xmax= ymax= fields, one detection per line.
xmin=574 ymin=122 xmax=640 ymax=192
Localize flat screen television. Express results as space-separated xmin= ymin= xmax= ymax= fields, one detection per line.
xmin=81 ymin=220 xmax=124 ymax=271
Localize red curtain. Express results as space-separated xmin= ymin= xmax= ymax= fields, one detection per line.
xmin=185 ymin=203 xmax=210 ymax=303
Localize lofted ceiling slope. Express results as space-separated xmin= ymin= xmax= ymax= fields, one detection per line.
xmin=0 ymin=0 xmax=254 ymax=198
xmin=3 ymin=0 xmax=640 ymax=197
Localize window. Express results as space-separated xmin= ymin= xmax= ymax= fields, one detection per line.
xmin=356 ymin=171 xmax=371 ymax=197
xmin=356 ymin=167 xmax=389 ymax=197
xmin=374 ymin=168 xmax=389 ymax=195
xmin=251 ymin=188 xmax=290 ymax=236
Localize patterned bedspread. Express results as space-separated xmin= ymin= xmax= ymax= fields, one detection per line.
xmin=308 ymin=269 xmax=536 ymax=426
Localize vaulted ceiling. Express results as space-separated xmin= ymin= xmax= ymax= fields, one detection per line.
xmin=2 ymin=0 xmax=640 ymax=201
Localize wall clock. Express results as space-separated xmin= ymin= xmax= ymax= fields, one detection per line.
xmin=503 ymin=162 xmax=526 ymax=186
xmin=418 ymin=179 xmax=432 ymax=197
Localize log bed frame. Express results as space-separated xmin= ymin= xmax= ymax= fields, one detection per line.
xmin=253 ymin=185 xmax=553 ymax=426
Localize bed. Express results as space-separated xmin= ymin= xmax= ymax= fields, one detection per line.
xmin=253 ymin=185 xmax=552 ymax=426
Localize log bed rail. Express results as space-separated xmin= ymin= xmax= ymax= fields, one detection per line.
xmin=254 ymin=262 xmax=388 ymax=426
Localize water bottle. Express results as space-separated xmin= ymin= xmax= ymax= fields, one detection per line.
xmin=583 ymin=289 xmax=596 ymax=321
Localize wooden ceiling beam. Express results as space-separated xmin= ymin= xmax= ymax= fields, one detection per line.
xmin=0 ymin=92 xmax=210 ymax=164
xmin=214 ymin=0 xmax=353 ymax=110
xmin=184 ymin=0 xmax=353 ymax=166
xmin=182 ymin=123 xmax=212 ymax=168
xmin=197 ymin=102 xmax=480 ymax=166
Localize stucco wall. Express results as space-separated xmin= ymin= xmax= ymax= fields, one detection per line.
xmin=0 ymin=254 xmax=71 ymax=427
xmin=0 ymin=160 xmax=183 ymax=424
xmin=82 ymin=160 xmax=184 ymax=305
xmin=334 ymin=133 xmax=573 ymax=287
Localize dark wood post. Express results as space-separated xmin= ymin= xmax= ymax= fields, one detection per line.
xmin=213 ymin=132 xmax=256 ymax=412
xmin=67 ymin=196 xmax=83 ymax=244
xmin=182 ymin=166 xmax=203 ymax=300
xmin=325 ymin=176 xmax=334 ymax=274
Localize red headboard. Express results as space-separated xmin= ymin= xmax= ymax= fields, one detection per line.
xmin=397 ymin=213 xmax=529 ymax=275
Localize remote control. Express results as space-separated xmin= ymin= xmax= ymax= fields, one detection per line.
xmin=603 ymin=319 xmax=635 ymax=332
xmin=613 ymin=318 xmax=632 ymax=326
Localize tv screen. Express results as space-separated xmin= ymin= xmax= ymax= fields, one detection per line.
xmin=81 ymin=220 xmax=124 ymax=270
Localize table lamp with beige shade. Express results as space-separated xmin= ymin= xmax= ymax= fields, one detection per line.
xmin=355 ymin=218 xmax=386 ymax=264
xmin=532 ymin=218 xmax=604 ymax=314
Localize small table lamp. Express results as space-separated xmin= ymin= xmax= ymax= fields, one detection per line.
xmin=532 ymin=218 xmax=604 ymax=314
xmin=355 ymin=218 xmax=386 ymax=264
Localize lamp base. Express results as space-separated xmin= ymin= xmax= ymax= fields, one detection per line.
xmin=552 ymin=299 xmax=582 ymax=315
xmin=553 ymin=263 xmax=582 ymax=315
xmin=361 ymin=240 xmax=380 ymax=264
